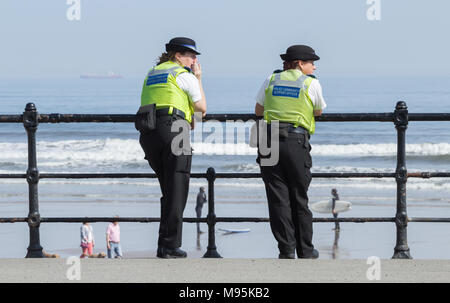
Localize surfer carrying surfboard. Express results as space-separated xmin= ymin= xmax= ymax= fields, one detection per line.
xmin=331 ymin=188 xmax=340 ymax=231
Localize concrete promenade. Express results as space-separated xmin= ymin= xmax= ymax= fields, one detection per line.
xmin=1 ymin=258 xmax=450 ymax=283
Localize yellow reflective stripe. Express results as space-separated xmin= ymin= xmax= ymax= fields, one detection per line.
xmin=168 ymin=106 xmax=173 ymax=115
xmin=271 ymin=73 xmax=307 ymax=88
xmin=148 ymin=66 xmax=181 ymax=77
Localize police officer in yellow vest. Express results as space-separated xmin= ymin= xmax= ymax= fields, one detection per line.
xmin=137 ymin=37 xmax=207 ymax=258
xmin=255 ymin=45 xmax=326 ymax=259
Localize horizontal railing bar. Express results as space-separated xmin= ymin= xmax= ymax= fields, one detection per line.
xmin=408 ymin=218 xmax=450 ymax=223
xmin=1 ymin=217 xmax=396 ymax=223
xmin=408 ymin=113 xmax=450 ymax=121
xmin=40 ymin=217 xmax=201 ymax=223
xmin=5 ymin=217 xmax=450 ymax=224
xmin=0 ymin=174 xmax=27 ymax=179
xmin=39 ymin=114 xmax=136 ymax=123
xmin=407 ymin=172 xmax=450 ymax=178
xmin=213 ymin=173 xmax=398 ymax=178
xmin=0 ymin=218 xmax=28 ymax=223
xmin=217 ymin=217 xmax=397 ymax=223
xmin=1 ymin=172 xmax=449 ymax=179
xmin=1 ymin=113 xmax=449 ymax=123
xmin=40 ymin=173 xmax=159 ymax=179
xmin=0 ymin=115 xmax=22 ymax=123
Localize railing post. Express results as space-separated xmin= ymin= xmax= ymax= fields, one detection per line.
xmin=203 ymin=167 xmax=222 ymax=258
xmin=392 ymin=101 xmax=412 ymax=259
xmin=23 ymin=103 xmax=44 ymax=258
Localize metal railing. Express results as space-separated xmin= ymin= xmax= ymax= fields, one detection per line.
xmin=1 ymin=102 xmax=449 ymax=259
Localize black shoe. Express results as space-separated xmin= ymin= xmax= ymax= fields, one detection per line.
xmin=278 ymin=253 xmax=295 ymax=259
xmin=157 ymin=247 xmax=187 ymax=259
xmin=298 ymin=249 xmax=319 ymax=259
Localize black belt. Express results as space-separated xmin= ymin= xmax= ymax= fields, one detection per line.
xmin=156 ymin=107 xmax=186 ymax=120
xmin=287 ymin=125 xmax=308 ymax=134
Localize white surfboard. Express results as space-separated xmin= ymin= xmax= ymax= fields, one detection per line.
xmin=218 ymin=228 xmax=251 ymax=234
xmin=310 ymin=199 xmax=352 ymax=214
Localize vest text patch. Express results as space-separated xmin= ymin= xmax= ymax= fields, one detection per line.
xmin=272 ymin=85 xmax=300 ymax=98
xmin=146 ymin=73 xmax=169 ymax=86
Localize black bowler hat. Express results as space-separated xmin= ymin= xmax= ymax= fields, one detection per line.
xmin=166 ymin=37 xmax=201 ymax=55
xmin=280 ymin=45 xmax=320 ymax=61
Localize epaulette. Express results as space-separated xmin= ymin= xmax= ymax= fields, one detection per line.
xmin=273 ymin=69 xmax=283 ymax=74
xmin=307 ymin=74 xmax=317 ymax=79
xmin=184 ymin=66 xmax=192 ymax=73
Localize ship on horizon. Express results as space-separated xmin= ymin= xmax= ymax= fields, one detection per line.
xmin=80 ymin=71 xmax=123 ymax=79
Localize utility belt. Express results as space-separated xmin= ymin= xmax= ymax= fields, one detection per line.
xmin=156 ymin=107 xmax=186 ymax=120
xmin=135 ymin=104 xmax=188 ymax=134
xmin=249 ymin=121 xmax=309 ymax=148
xmin=273 ymin=122 xmax=310 ymax=138
xmin=285 ymin=123 xmax=309 ymax=135
xmin=274 ymin=122 xmax=311 ymax=150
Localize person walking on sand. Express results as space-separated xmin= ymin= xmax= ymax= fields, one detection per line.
xmin=196 ymin=187 xmax=207 ymax=234
xmin=80 ymin=222 xmax=95 ymax=258
xmin=255 ymin=45 xmax=326 ymax=259
xmin=106 ymin=217 xmax=123 ymax=258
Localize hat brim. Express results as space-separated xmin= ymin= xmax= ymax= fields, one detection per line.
xmin=166 ymin=43 xmax=201 ymax=55
xmin=280 ymin=53 xmax=320 ymax=61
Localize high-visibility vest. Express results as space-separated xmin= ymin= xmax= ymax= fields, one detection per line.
xmin=264 ymin=69 xmax=315 ymax=134
xmin=141 ymin=61 xmax=194 ymax=123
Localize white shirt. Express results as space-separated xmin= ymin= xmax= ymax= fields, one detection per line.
xmin=80 ymin=224 xmax=94 ymax=244
xmin=256 ymin=73 xmax=327 ymax=110
xmin=176 ymin=73 xmax=202 ymax=103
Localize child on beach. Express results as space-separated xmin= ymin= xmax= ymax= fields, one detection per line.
xmin=106 ymin=218 xmax=123 ymax=258
xmin=80 ymin=222 xmax=95 ymax=258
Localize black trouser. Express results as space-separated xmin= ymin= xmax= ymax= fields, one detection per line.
xmin=333 ymin=213 xmax=340 ymax=229
xmin=139 ymin=115 xmax=192 ymax=249
xmin=258 ymin=131 xmax=315 ymax=257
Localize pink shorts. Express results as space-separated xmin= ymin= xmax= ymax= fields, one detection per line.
xmin=81 ymin=242 xmax=93 ymax=257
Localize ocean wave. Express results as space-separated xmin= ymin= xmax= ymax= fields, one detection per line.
xmin=312 ymin=143 xmax=450 ymax=157
xmin=0 ymin=176 xmax=448 ymax=191
xmin=0 ymin=140 xmax=449 ymax=172
xmin=0 ymin=165 xmax=447 ymax=175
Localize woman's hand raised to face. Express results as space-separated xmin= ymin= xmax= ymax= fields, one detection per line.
xmin=192 ymin=62 xmax=202 ymax=80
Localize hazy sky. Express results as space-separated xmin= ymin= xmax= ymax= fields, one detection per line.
xmin=1 ymin=0 xmax=450 ymax=78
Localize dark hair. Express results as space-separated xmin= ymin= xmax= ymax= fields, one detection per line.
xmin=157 ymin=50 xmax=187 ymax=65
xmin=283 ymin=60 xmax=300 ymax=71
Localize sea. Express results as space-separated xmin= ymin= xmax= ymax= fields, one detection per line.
xmin=0 ymin=75 xmax=449 ymax=259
